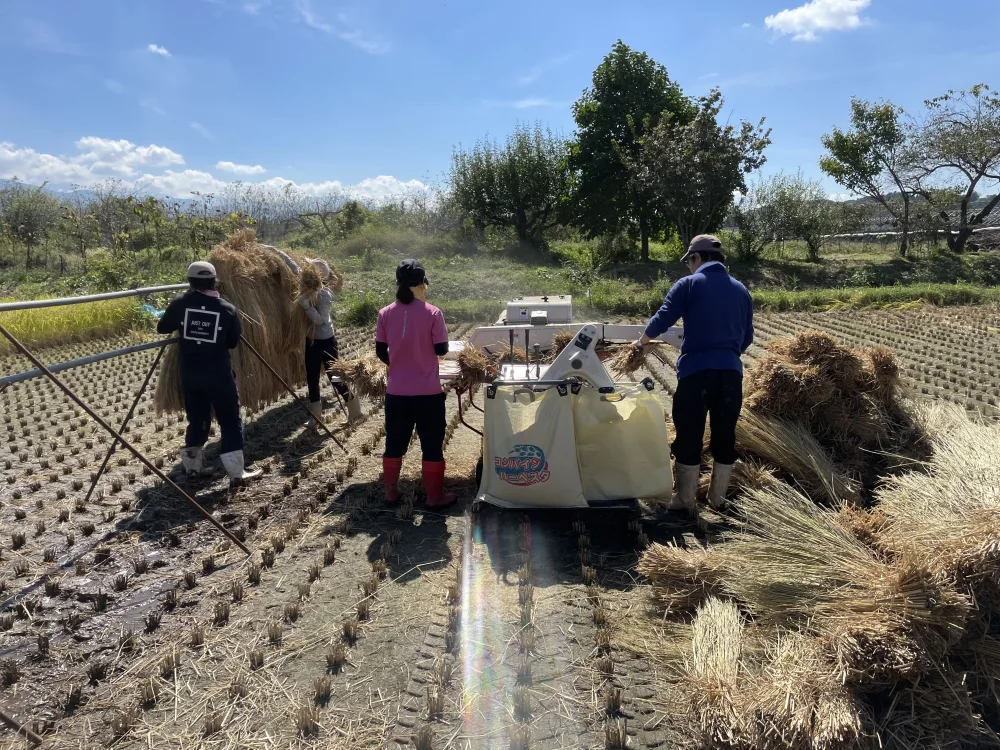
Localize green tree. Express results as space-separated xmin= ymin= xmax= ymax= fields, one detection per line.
xmin=630 ymin=89 xmax=771 ymax=248
xmin=911 ymin=84 xmax=1000 ymax=253
xmin=449 ymin=123 xmax=569 ymax=247
xmin=773 ymin=172 xmax=839 ymax=262
xmin=0 ymin=180 xmax=61 ymax=267
xmin=820 ymin=98 xmax=915 ymax=257
xmin=730 ymin=174 xmax=783 ymax=262
xmin=569 ymin=40 xmax=694 ymax=261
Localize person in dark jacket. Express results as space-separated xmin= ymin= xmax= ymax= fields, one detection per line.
xmin=635 ymin=235 xmax=753 ymax=512
xmin=157 ymin=261 xmax=261 ymax=484
xmin=375 ymin=259 xmax=455 ymax=509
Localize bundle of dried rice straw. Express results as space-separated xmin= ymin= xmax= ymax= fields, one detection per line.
xmin=745 ymin=332 xmax=916 ymax=475
xmin=607 ymin=343 xmax=652 ymax=378
xmin=328 ymin=353 xmax=387 ymax=402
xmin=637 ymin=542 xmax=725 ymax=615
xmin=455 ymin=347 xmax=500 ymax=393
xmin=155 ymin=229 xmax=313 ymax=413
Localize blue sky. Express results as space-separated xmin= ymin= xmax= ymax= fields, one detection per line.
xmin=1 ymin=0 xmax=998 ymax=200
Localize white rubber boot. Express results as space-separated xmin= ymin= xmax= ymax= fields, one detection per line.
xmin=345 ymin=394 xmax=363 ymax=424
xmin=708 ymin=462 xmax=735 ymax=510
xmin=307 ymin=400 xmax=323 ymax=428
xmin=670 ymin=463 xmax=701 ymax=514
xmin=220 ymin=451 xmax=262 ymax=484
xmin=181 ymin=447 xmax=204 ymax=475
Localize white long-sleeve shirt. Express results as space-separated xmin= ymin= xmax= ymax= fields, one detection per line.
xmin=277 ymin=249 xmax=337 ymax=341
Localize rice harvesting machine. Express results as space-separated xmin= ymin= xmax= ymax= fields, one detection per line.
xmin=444 ymin=295 xmax=683 ymax=510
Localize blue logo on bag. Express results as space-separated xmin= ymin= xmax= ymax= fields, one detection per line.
xmin=495 ymin=444 xmax=550 ymax=486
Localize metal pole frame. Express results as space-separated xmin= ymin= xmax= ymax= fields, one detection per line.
xmin=80 ymin=343 xmax=167 ymax=507
xmin=238 ymin=334 xmax=348 ymax=454
xmin=0 ymin=339 xmax=174 ymax=388
xmin=0 ymin=284 xmax=187 ymax=312
xmin=0 ymin=706 xmax=42 ymax=746
xmin=0 ymin=323 xmax=251 ymax=556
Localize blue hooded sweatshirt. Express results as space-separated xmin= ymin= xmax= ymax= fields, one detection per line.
xmin=644 ymin=262 xmax=754 ymax=380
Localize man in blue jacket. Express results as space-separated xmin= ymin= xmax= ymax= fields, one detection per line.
xmin=635 ymin=235 xmax=753 ymax=513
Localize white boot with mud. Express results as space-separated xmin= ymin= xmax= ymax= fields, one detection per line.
xmin=708 ymin=462 xmax=735 ymax=510
xmin=344 ymin=394 xmax=363 ymax=425
xmin=670 ymin=462 xmax=700 ymax=514
xmin=181 ymin=447 xmax=204 ymax=475
xmin=220 ymin=451 xmax=262 ymax=485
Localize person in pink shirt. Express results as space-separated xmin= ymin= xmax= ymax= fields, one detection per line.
xmin=376 ymin=259 xmax=456 ymax=509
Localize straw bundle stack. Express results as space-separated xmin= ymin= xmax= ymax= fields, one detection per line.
xmin=328 ymin=354 xmax=387 ymax=402
xmin=735 ymin=410 xmax=860 ymax=505
xmin=607 ymin=343 xmax=651 ymax=378
xmin=637 ymin=543 xmax=725 ymax=615
xmin=745 ymin=332 xmax=916 ymax=475
xmin=544 ymin=331 xmax=576 ymax=362
xmin=876 ymin=405 xmax=1000 ymax=612
xmin=154 ymin=230 xmax=312 ymax=413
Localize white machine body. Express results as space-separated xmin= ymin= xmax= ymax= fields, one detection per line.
xmin=504 ymin=295 xmax=573 ymax=325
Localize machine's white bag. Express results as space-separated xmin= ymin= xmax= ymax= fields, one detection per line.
xmin=572 ymin=385 xmax=673 ymax=502
xmin=478 ymin=385 xmax=587 ymax=508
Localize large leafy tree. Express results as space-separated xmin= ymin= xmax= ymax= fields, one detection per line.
xmin=910 ymin=84 xmax=1000 ymax=253
xmin=449 ymin=123 xmax=569 ymax=247
xmin=569 ymin=40 xmax=694 ymax=261
xmin=820 ymin=98 xmax=915 ymax=257
xmin=630 ymin=89 xmax=771 ymax=248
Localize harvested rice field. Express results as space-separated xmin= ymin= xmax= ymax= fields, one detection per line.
xmin=0 ymin=305 xmax=998 ymax=750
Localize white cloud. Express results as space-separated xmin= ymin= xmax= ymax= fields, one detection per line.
xmin=243 ymin=0 xmax=271 ymax=13
xmin=483 ymin=97 xmax=560 ymax=109
xmin=515 ymin=54 xmax=571 ymax=86
xmin=216 ymin=161 xmax=267 ymax=175
xmin=292 ymin=0 xmax=390 ymax=53
xmin=105 ymin=79 xmax=124 ymax=95
xmin=190 ymin=122 xmax=213 ymax=140
xmin=139 ymin=98 xmax=165 ymax=115
xmin=764 ymin=0 xmax=870 ymax=41
xmin=147 ymin=43 xmax=171 ymax=57
xmin=0 ymin=137 xmax=427 ymax=202
xmin=0 ymin=137 xmax=184 ymax=185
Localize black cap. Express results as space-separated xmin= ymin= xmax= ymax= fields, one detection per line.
xmin=396 ymin=259 xmax=427 ymax=287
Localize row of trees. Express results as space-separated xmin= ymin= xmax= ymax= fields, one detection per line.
xmin=0 ymin=177 xmax=405 ymax=271
xmin=820 ymin=84 xmax=1000 ymax=256
xmin=450 ymin=42 xmax=1000 ymax=260
xmin=450 ymin=41 xmax=771 ymax=260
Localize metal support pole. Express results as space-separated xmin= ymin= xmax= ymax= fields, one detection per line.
xmin=238 ymin=334 xmax=348 ymax=454
xmin=456 ymin=387 xmax=483 ymax=437
xmin=0 ymin=339 xmax=173 ymax=388
xmin=81 ymin=343 xmax=167 ymax=507
xmin=0 ymin=706 xmax=42 ymax=746
xmin=0 ymin=323 xmax=251 ymax=556
xmin=0 ymin=284 xmax=186 ymax=312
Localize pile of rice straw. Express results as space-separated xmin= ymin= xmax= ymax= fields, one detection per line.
xmin=328 ymin=354 xmax=387 ymax=402
xmin=155 ymin=229 xmax=315 ymax=413
xmin=623 ymin=404 xmax=1000 ymax=749
xmin=607 ymin=342 xmax=653 ymax=378
xmin=745 ymin=332 xmax=923 ymax=474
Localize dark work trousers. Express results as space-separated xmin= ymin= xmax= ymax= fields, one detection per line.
xmin=182 ymin=369 xmax=244 ymax=454
xmin=383 ymin=392 xmax=447 ymax=462
xmin=305 ymin=336 xmax=350 ymax=403
xmin=671 ymin=369 xmax=743 ymax=466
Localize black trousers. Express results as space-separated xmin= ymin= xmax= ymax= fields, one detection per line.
xmin=305 ymin=336 xmax=350 ymax=403
xmin=182 ymin=369 xmax=244 ymax=454
xmin=383 ymin=392 xmax=446 ymax=462
xmin=671 ymin=369 xmax=743 ymax=466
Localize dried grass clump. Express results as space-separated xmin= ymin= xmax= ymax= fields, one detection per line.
xmin=637 ymin=543 xmax=724 ymax=616
xmin=876 ymin=404 xmax=1000 ymax=611
xmin=544 ymin=330 xmax=576 ymax=362
xmin=155 ymin=229 xmax=312 ymax=412
xmin=607 ymin=344 xmax=650 ymax=378
xmin=744 ymin=331 xmax=919 ymax=478
xmin=735 ymin=410 xmax=860 ymax=505
xmin=455 ymin=346 xmax=500 ymax=393
xmin=720 ymin=483 xmax=969 ymax=687
xmin=329 ymin=353 xmax=387 ymax=402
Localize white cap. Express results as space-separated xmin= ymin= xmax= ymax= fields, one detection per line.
xmin=307 ymin=258 xmax=331 ymax=279
xmin=187 ymin=261 xmax=217 ymax=279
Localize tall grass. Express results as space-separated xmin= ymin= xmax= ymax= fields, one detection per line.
xmin=0 ymin=298 xmax=148 ymax=354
